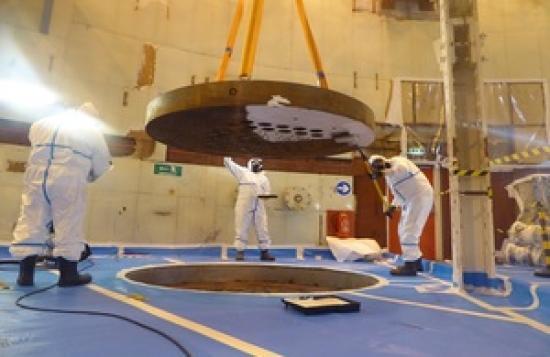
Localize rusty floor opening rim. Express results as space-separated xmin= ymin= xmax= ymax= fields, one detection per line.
xmin=122 ymin=263 xmax=380 ymax=293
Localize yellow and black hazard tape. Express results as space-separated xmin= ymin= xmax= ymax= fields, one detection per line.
xmin=451 ymin=145 xmax=549 ymax=177
xmin=543 ymin=240 xmax=550 ymax=266
xmin=537 ymin=211 xmax=550 ymax=222
xmin=452 ymin=169 xmax=490 ymax=177
xmin=490 ymin=145 xmax=550 ymax=165
xmin=438 ymin=187 xmax=492 ymax=198
xmin=537 ymin=227 xmax=550 ymax=235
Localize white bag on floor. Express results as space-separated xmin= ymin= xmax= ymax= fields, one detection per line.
xmin=326 ymin=236 xmax=381 ymax=262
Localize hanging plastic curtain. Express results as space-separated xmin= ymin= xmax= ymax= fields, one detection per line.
xmin=401 ymin=81 xmax=445 ymax=161
xmin=485 ymin=82 xmax=547 ymax=164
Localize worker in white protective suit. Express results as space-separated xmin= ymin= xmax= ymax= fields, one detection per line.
xmin=224 ymin=157 xmax=275 ymax=261
xmin=10 ymin=102 xmax=112 ymax=286
xmin=368 ymin=155 xmax=433 ymax=276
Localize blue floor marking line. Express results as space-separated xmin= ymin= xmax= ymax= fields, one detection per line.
xmin=523 ymin=284 xmax=550 ymax=325
xmin=89 ymin=245 xmax=119 ymax=256
xmin=0 ymin=245 xmax=10 ymax=257
xmin=464 ymin=271 xmax=506 ymax=290
xmin=457 ymin=289 xmax=550 ymax=334
xmin=114 ymin=258 xmax=544 ymax=326
xmin=470 ymin=276 xmax=537 ymax=308
xmin=123 ymin=246 xmax=222 ymax=257
xmin=347 ymin=291 xmax=517 ymax=322
xmin=107 ymin=276 xmax=548 ymax=356
xmin=2 ymin=255 xmax=549 ymax=356
xmin=374 ymin=275 xmax=550 ymax=336
xmin=302 ymin=247 xmax=334 ymax=260
xmin=419 ymin=269 xmax=550 ymax=334
xmin=428 ymin=261 xmax=453 ymax=281
xmin=380 ymin=261 xmax=550 ymax=332
xmin=226 ymin=247 xmax=297 ymax=259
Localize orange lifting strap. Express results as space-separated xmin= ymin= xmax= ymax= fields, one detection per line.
xmin=216 ymin=0 xmax=328 ymax=88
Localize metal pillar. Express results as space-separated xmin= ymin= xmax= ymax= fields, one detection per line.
xmin=439 ymin=0 xmax=496 ymax=290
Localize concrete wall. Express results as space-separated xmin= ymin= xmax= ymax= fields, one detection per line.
xmin=478 ymin=0 xmax=550 ymax=80
xmin=0 ymin=0 xmax=548 ymax=246
xmin=0 ymin=0 xmax=444 ymax=128
xmin=0 ymin=142 xmax=353 ymax=245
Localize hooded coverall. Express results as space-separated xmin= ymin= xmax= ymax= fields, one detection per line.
xmin=224 ymin=157 xmax=271 ymax=250
xmin=385 ymin=156 xmax=434 ymax=261
xmin=10 ymin=107 xmax=111 ymax=261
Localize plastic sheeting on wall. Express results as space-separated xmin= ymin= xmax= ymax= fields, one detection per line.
xmin=386 ymin=79 xmax=446 ymax=161
xmin=386 ymin=79 xmax=548 ymax=164
xmin=485 ymin=82 xmax=548 ymax=164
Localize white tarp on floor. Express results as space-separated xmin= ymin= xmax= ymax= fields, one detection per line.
xmin=326 ymin=236 xmax=381 ymax=262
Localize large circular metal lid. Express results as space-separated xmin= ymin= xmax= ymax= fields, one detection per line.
xmin=146 ymin=80 xmax=375 ymax=159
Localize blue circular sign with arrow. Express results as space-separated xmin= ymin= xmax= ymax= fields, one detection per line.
xmin=335 ymin=181 xmax=351 ymax=196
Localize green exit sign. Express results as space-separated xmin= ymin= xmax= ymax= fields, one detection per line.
xmin=407 ymin=146 xmax=426 ymax=157
xmin=154 ymin=163 xmax=182 ymax=177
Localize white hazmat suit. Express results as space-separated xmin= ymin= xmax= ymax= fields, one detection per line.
xmin=10 ymin=103 xmax=112 ymax=261
xmin=372 ymin=155 xmax=434 ymax=262
xmin=224 ymin=157 xmax=271 ymax=250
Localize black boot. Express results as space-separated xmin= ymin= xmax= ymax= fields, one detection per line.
xmin=57 ymin=257 xmax=92 ymax=287
xmin=235 ymin=250 xmax=244 ymax=261
xmin=17 ymin=255 xmax=38 ymax=286
xmin=390 ymin=261 xmax=418 ymax=276
xmin=416 ymin=258 xmax=424 ymax=272
xmin=260 ymin=250 xmax=275 ymax=261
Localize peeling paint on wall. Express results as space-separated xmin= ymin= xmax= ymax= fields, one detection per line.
xmin=136 ymin=43 xmax=157 ymax=89
xmin=6 ymin=160 xmax=26 ymax=173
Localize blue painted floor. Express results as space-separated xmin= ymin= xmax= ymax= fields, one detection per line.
xmin=1 ymin=249 xmax=549 ymax=357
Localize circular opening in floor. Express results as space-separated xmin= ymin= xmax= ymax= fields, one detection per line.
xmin=123 ymin=263 xmax=380 ymax=293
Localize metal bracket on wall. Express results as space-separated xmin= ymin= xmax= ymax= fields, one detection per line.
xmin=126 ymin=130 xmax=156 ymax=160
